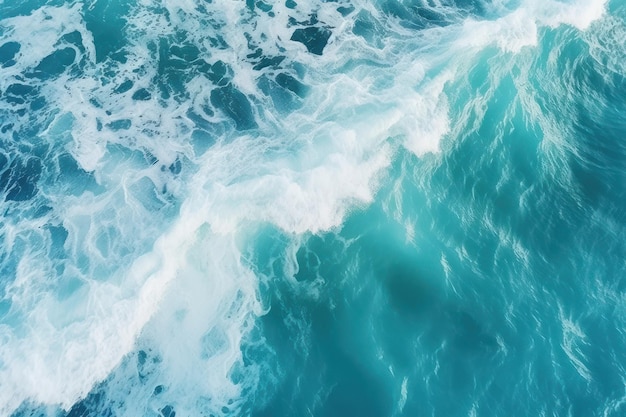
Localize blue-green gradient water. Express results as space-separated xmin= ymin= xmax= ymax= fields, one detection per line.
xmin=1 ymin=0 xmax=625 ymax=416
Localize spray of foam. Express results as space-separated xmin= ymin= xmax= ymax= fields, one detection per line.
xmin=458 ymin=0 xmax=607 ymax=53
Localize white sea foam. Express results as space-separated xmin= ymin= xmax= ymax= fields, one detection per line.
xmin=458 ymin=0 xmax=607 ymax=53
xmin=538 ymin=0 xmax=607 ymax=30
xmin=398 ymin=377 xmax=408 ymax=412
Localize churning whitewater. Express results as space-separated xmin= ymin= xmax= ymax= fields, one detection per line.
xmin=1 ymin=0 xmax=625 ymax=416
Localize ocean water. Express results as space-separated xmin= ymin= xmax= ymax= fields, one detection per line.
xmin=1 ymin=0 xmax=625 ymax=416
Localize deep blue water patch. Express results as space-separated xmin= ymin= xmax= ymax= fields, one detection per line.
xmin=4 ymin=83 xmax=37 ymax=105
xmin=290 ymin=26 xmax=332 ymax=55
xmin=27 ymin=47 xmax=76 ymax=79
xmin=131 ymin=88 xmax=152 ymax=101
xmin=0 ymin=41 xmax=20 ymax=67
xmin=210 ymin=84 xmax=257 ymax=130
xmin=1 ymin=157 xmax=42 ymax=202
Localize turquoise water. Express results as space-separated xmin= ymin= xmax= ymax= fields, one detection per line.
xmin=1 ymin=0 xmax=625 ymax=416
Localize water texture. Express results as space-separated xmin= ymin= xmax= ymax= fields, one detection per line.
xmin=1 ymin=0 xmax=625 ymax=416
